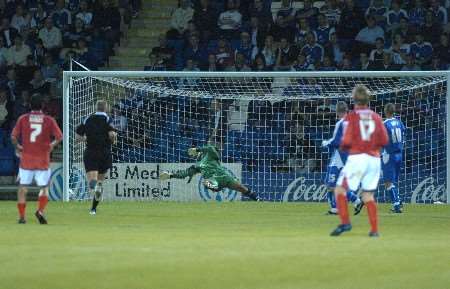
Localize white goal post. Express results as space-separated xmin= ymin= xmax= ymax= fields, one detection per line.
xmin=63 ymin=71 xmax=450 ymax=204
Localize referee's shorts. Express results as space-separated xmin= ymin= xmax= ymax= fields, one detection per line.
xmin=84 ymin=149 xmax=112 ymax=174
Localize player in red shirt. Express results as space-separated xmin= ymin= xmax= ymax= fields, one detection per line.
xmin=330 ymin=85 xmax=389 ymax=237
xmin=11 ymin=94 xmax=63 ymax=224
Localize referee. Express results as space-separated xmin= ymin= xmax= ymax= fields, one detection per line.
xmin=76 ymin=100 xmax=117 ymax=215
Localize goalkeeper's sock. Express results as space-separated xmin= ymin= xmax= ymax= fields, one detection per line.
xmin=37 ymin=195 xmax=48 ymax=213
xmin=327 ymin=190 xmax=336 ymax=210
xmin=245 ymin=190 xmax=259 ymax=201
xmin=366 ymin=200 xmax=378 ymax=233
xmin=91 ymin=198 xmax=100 ymax=211
xmin=336 ymin=194 xmax=350 ymax=225
xmin=17 ymin=202 xmax=26 ymax=219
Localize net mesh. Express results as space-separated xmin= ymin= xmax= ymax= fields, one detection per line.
xmin=67 ymin=73 xmax=448 ymax=203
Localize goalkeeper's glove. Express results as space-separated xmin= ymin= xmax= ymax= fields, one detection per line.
xmin=188 ymin=147 xmax=198 ymax=157
xmin=321 ymin=140 xmax=331 ymax=147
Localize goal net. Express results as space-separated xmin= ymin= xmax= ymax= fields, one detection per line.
xmin=63 ymin=71 xmax=449 ymax=204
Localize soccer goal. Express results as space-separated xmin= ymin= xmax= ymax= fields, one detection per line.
xmin=63 ymin=71 xmax=450 ymax=204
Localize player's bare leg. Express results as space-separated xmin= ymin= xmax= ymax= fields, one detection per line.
xmin=87 ymin=170 xmax=99 ymax=215
xmin=35 ymin=187 xmax=49 ymax=224
xmin=227 ymin=182 xmax=261 ymax=201
xmin=17 ymin=186 xmax=27 ymax=224
xmin=361 ymin=192 xmax=379 ymax=237
xmin=330 ymin=186 xmax=352 ymax=236
xmin=385 ymin=181 xmax=401 ymax=213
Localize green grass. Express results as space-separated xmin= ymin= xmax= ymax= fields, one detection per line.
xmin=0 ymin=201 xmax=449 ymax=289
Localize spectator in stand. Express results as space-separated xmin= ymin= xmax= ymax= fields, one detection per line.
xmin=183 ymin=58 xmax=200 ymax=71
xmin=430 ymin=0 xmax=448 ymax=26
xmin=144 ymin=51 xmax=166 ymax=71
xmin=390 ymin=33 xmax=410 ymax=65
xmin=337 ymin=0 xmax=365 ymax=44
xmin=319 ymin=55 xmax=337 ymax=70
xmin=410 ymin=32 xmax=433 ymax=66
xmin=355 ymin=15 xmax=385 ymax=53
xmin=421 ymin=10 xmax=442 ymax=45
xmin=217 ymin=0 xmax=242 ymax=40
xmin=52 ymin=0 xmax=72 ymax=31
xmin=183 ymin=34 xmax=207 ymax=68
xmin=93 ymin=0 xmax=121 ymax=54
xmin=152 ymin=34 xmax=175 ymax=70
xmin=6 ymin=35 xmax=31 ymax=67
xmin=0 ymin=38 xmax=8 ymax=67
xmin=31 ymin=3 xmax=48 ymax=30
xmin=373 ymin=52 xmax=397 ymax=70
xmin=272 ymin=0 xmax=296 ymax=42
xmin=41 ymin=54 xmax=59 ymax=81
xmin=4 ymin=68 xmax=18 ymax=101
xmin=11 ymin=5 xmax=31 ymax=34
xmin=251 ymin=53 xmax=269 ymax=71
xmin=394 ymin=16 xmax=416 ymax=43
xmin=193 ymin=0 xmax=217 ymax=42
xmin=385 ymin=0 xmax=408 ymax=32
xmin=29 ymin=70 xmax=50 ymax=94
xmin=295 ymin=18 xmax=314 ymax=47
xmin=292 ymin=52 xmax=315 ymax=71
xmin=301 ymin=32 xmax=324 ymax=66
xmin=13 ymin=89 xmax=31 ymax=119
xmin=42 ymin=94 xmax=60 ymax=121
xmin=275 ymin=37 xmax=298 ymax=71
xmin=320 ymin=0 xmax=341 ymax=26
xmin=409 ymin=0 xmax=425 ymax=28
xmin=296 ymin=0 xmax=319 ymax=28
xmin=17 ymin=55 xmax=38 ymax=85
xmin=369 ymin=37 xmax=387 ymax=67
xmin=429 ymin=55 xmax=446 ymax=70
xmin=401 ymin=54 xmax=421 ymax=70
xmin=324 ymin=32 xmax=345 ymax=66
xmin=257 ymin=35 xmax=277 ymax=68
xmin=226 ymin=52 xmax=251 ymax=71
xmin=32 ymin=39 xmax=47 ymax=65
xmin=246 ymin=16 xmax=267 ymax=50
xmin=76 ymin=0 xmax=94 ymax=27
xmin=248 ymin=0 xmax=273 ymax=30
xmin=64 ymin=18 xmax=90 ymax=47
xmin=234 ymin=31 xmax=256 ymax=65
xmin=182 ymin=20 xmax=199 ymax=43
xmin=39 ymin=17 xmax=63 ymax=56
xmin=214 ymin=37 xmax=234 ymax=70
xmin=341 ymin=55 xmax=354 ymax=70
xmin=315 ymin=13 xmax=335 ymax=47
xmin=168 ymin=0 xmax=194 ymax=39
xmin=365 ymin=0 xmax=387 ymax=28
xmin=1 ymin=18 xmax=19 ymax=47
xmin=358 ymin=52 xmax=370 ymax=70
xmin=0 ymin=88 xmax=14 ymax=129
xmin=206 ymin=53 xmax=218 ymax=71
xmin=435 ymin=34 xmax=450 ymax=68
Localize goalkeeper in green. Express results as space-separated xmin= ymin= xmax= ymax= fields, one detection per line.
xmin=160 ymin=145 xmax=261 ymax=201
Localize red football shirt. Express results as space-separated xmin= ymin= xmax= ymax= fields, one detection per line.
xmin=11 ymin=111 xmax=63 ymax=170
xmin=340 ymin=107 xmax=389 ymax=157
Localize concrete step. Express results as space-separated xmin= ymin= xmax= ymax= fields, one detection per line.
xmin=116 ymin=47 xmax=150 ymax=57
xmin=110 ymin=57 xmax=147 ymax=67
xmin=128 ymin=29 xmax=167 ymax=38
xmin=131 ymin=19 xmax=170 ymax=28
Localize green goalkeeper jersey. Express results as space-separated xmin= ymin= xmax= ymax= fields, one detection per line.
xmin=196 ymin=145 xmax=229 ymax=179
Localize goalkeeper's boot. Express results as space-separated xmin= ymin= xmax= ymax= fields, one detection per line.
xmin=203 ymin=179 xmax=220 ymax=192
xmin=354 ymin=201 xmax=364 ymax=216
xmin=35 ymin=210 xmax=48 ymax=225
xmin=89 ymin=209 xmax=96 ymax=215
xmin=330 ymin=223 xmax=352 ymax=236
xmin=160 ymin=171 xmax=172 ymax=181
xmin=369 ymin=231 xmax=380 ymax=238
xmin=18 ymin=218 xmax=26 ymax=224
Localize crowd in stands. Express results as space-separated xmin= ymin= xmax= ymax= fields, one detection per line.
xmin=0 ymin=0 xmax=140 ymax=175
xmin=146 ymin=0 xmax=450 ymax=71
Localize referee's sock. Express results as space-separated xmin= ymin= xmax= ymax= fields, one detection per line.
xmin=91 ymin=198 xmax=100 ymax=211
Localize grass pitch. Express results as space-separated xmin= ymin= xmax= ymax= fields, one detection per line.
xmin=0 ymin=201 xmax=449 ymax=289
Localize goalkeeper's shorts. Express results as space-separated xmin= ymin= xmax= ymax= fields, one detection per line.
xmin=204 ymin=174 xmax=238 ymax=191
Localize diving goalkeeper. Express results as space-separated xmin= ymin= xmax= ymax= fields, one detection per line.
xmin=160 ymin=145 xmax=261 ymax=201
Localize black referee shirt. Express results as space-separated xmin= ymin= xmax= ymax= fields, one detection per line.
xmin=76 ymin=112 xmax=115 ymax=152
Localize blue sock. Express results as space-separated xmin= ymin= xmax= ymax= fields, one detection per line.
xmin=346 ymin=191 xmax=358 ymax=203
xmin=327 ymin=191 xmax=336 ymax=209
xmin=388 ymin=185 xmax=400 ymax=205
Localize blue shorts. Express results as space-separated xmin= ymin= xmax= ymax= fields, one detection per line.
xmin=382 ymin=153 xmax=402 ymax=183
xmin=325 ymin=166 xmax=342 ymax=188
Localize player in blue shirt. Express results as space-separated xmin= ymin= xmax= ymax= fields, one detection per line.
xmin=382 ymin=103 xmax=405 ymax=213
xmin=322 ymin=101 xmax=363 ymax=215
